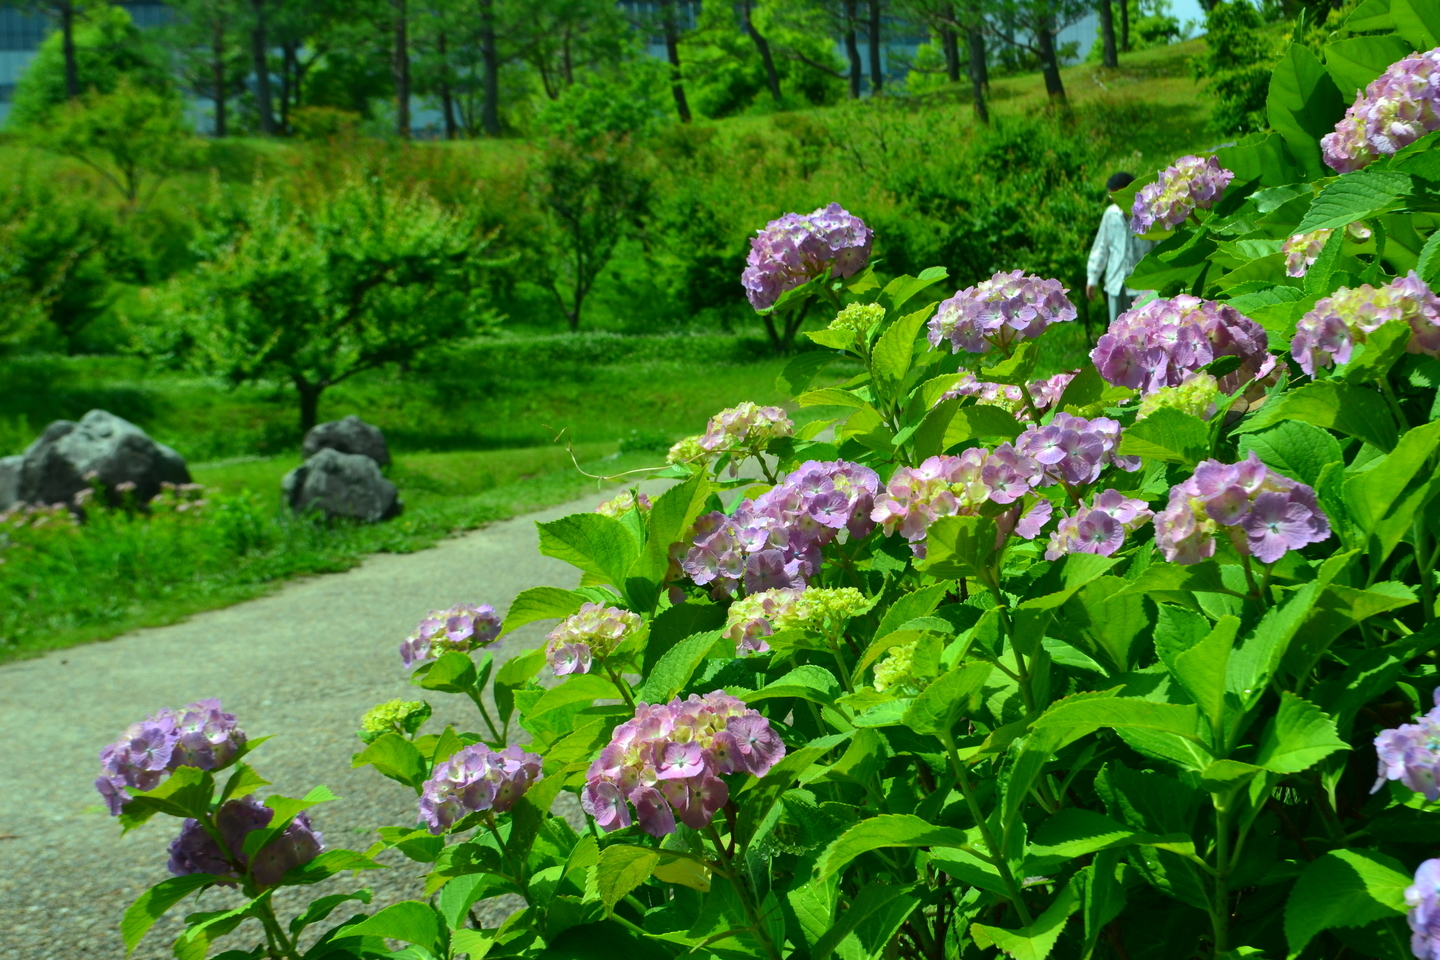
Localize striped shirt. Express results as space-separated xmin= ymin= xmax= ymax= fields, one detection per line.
xmin=1087 ymin=204 xmax=1154 ymax=297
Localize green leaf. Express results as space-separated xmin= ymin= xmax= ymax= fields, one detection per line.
xmin=1393 ymin=0 xmax=1440 ymax=47
xmin=1119 ymin=409 xmax=1210 ymax=467
xmin=595 ymin=845 xmax=660 ymax=913
xmin=1339 ymin=319 xmax=1414 ymax=383
xmin=1171 ymin=616 xmax=1239 ymax=736
xmin=241 ymin=786 xmax=338 ymax=859
xmin=1343 ymin=419 xmax=1440 ymax=567
xmin=1419 ymin=223 xmax=1440 ymax=288
xmin=634 ymin=629 xmax=720 ymax=703
xmin=451 ymin=928 xmax=496 ymax=958
xmin=500 ymin=587 xmax=587 ymax=636
xmin=815 ymin=814 xmax=966 ymax=880
xmin=641 ymin=601 xmax=726 ymax=675
xmin=871 ymin=305 xmax=934 ymax=401
xmin=1296 ymin=169 xmax=1412 ymax=234
xmin=971 ymin=882 xmax=1079 ymax=960
xmin=1267 ymin=43 xmax=1346 ymax=180
xmin=1229 ymin=582 xmax=1322 ymax=712
xmin=1062 ymin=577 xmax=1152 ymax=675
xmin=746 ymin=664 xmax=843 ymax=707
xmin=902 ymin=662 xmax=992 ymax=736
xmin=353 ymin=734 xmax=429 ymax=791
xmin=525 ymin=673 xmax=616 ymax=732
xmin=879 ymin=266 xmax=949 ymax=314
xmin=1233 ymin=380 xmax=1398 ymax=451
xmin=337 ymin=901 xmax=444 ymax=952
xmin=279 ymin=849 xmax=386 ymax=886
xmin=1236 ymin=420 xmax=1342 ymax=487
xmin=1034 ymin=696 xmax=1208 ymax=755
xmin=219 ymin=763 xmax=270 ymax=805
xmin=1324 ymin=35 xmax=1415 ymax=99
xmin=122 ymin=874 xmax=222 ymax=954
xmin=916 ymin=515 xmax=998 ymax=580
xmin=778 ymin=350 xmax=842 ymax=395
xmin=288 ymin=889 xmax=373 ymax=936
xmin=1026 ymin=808 xmax=1193 ymax=866
xmin=632 ymin=474 xmax=711 ymax=595
xmin=1255 ymin=692 xmax=1349 ymax=774
xmin=1116 ymin=560 xmax=1232 ymax=598
xmin=118 ymin=765 xmax=215 ymax=830
xmin=536 ymin=513 xmax=640 ymax=594
xmin=1343 ymin=0 xmax=1394 ymax=33
xmin=798 ymin=386 xmax=867 ymax=408
xmin=413 ymin=650 xmax=478 ymax=694
xmin=1285 ymin=849 xmax=1411 ymax=958
xmin=811 ymin=883 xmax=916 ymax=960
xmin=943 ymin=404 xmax=1025 ymax=448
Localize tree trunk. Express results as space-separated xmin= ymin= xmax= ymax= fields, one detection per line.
xmin=280 ymin=41 xmax=297 ymax=131
xmin=1035 ymin=20 xmax=1066 ymax=102
xmin=867 ymin=0 xmax=883 ymax=95
xmin=966 ymin=26 xmax=988 ymax=122
xmin=941 ymin=25 xmax=960 ymax=83
xmin=212 ymin=20 xmax=227 ymax=137
xmin=61 ymin=1 xmax=78 ymax=99
xmin=437 ymin=31 xmax=456 ymax=139
xmin=741 ymin=0 xmax=782 ymax=102
xmin=392 ymin=0 xmax=410 ymax=138
xmin=843 ymin=0 xmax=862 ymax=98
xmin=250 ymin=0 xmax=275 ymax=135
xmin=1120 ymin=0 xmax=1131 ymax=52
xmin=659 ymin=0 xmax=691 ymax=122
xmin=479 ymin=0 xmax=500 ymax=135
xmin=296 ymin=380 xmax=322 ymax=432
xmin=1098 ymin=0 xmax=1118 ymax=67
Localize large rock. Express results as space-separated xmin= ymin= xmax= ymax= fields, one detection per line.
xmin=282 ymin=448 xmax=401 ymax=522
xmin=0 ymin=456 xmax=21 ymax=511
xmin=18 ymin=411 xmax=190 ymax=507
xmin=302 ymin=415 xmax=390 ymax=467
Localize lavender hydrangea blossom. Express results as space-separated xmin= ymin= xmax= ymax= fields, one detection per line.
xmin=1373 ymin=688 xmax=1440 ymax=800
xmin=96 ymin=699 xmax=246 ymax=815
xmin=419 ymin=743 xmax=543 ymax=834
xmin=582 ymin=691 xmax=785 ymax=836
xmin=1321 ymin=47 xmax=1440 ymax=174
xmin=1091 ymin=295 xmax=1274 ymax=395
xmin=741 ymin=203 xmax=874 ymax=311
xmin=167 ymin=796 xmax=323 ymax=886
xmin=1290 ymin=271 xmax=1440 ymax=375
xmin=699 ymin=401 xmax=794 ymax=457
xmin=1153 ymin=452 xmax=1331 ymax=565
xmin=544 ymin=603 xmax=643 ymax=676
xmin=1045 ymin=489 xmax=1154 ymax=561
xmin=927 ymin=271 xmax=1077 ymax=355
xmin=1015 ymin=412 xmax=1141 ymax=489
xmin=399 ymin=603 xmax=503 ymax=670
xmin=1130 ymin=155 xmax=1235 ymax=233
xmin=682 ymin=460 xmax=880 ymax=595
xmin=1282 ymin=223 xmax=1372 ymax=278
xmin=1408 ymin=859 xmax=1440 ymax=960
xmin=937 ymin=371 xmax=1077 ymax=421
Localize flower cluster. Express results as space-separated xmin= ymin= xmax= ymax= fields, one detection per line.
xmin=596 ymin=490 xmax=652 ymax=518
xmin=741 ymin=203 xmax=874 ymax=310
xmin=96 ymin=699 xmax=246 ymax=815
xmin=873 ymin=640 xmax=925 ymax=694
xmin=1135 ymin=373 xmax=1221 ymax=422
xmin=1091 ymin=295 xmax=1274 ymax=395
xmin=1408 ymin=859 xmax=1440 ymax=960
xmin=544 ymin=602 xmax=643 ymax=676
xmin=1290 ymin=271 xmax=1440 ymax=375
xmin=358 ymin=699 xmax=432 ymax=744
xmin=582 ymin=692 xmax=785 ymax=836
xmin=722 ymin=586 xmax=868 ymax=655
xmin=418 ymin=743 xmax=543 ymax=834
xmin=1373 ymin=688 xmax=1440 ymax=800
xmin=1282 ymin=223 xmax=1372 ymax=278
xmin=937 ymin=371 xmax=1076 ymax=421
xmin=699 ymin=402 xmax=794 ymax=456
xmin=1154 ymin=452 xmax=1331 ymax=564
xmin=870 ymin=449 xmax=1050 ymax=555
xmin=666 ymin=435 xmax=708 ymax=466
xmin=1130 ymin=155 xmax=1235 ymax=233
xmin=1015 ymin=412 xmax=1141 ymax=488
xmin=927 ymin=271 xmax=1077 ymax=354
xmin=1045 ymin=489 xmax=1154 ymax=560
xmin=682 ymin=460 xmax=880 ymax=595
xmin=829 ymin=302 xmax=886 ymax=345
xmin=1321 ymin=47 xmax=1440 ymax=174
xmin=399 ymin=603 xmax=503 ymax=670
xmin=167 ymin=796 xmax=323 ymax=886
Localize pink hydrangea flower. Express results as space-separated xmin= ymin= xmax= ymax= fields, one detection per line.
xmin=400 ymin=603 xmax=503 ymax=670
xmin=544 ymin=603 xmax=642 ymax=676
xmin=927 ymin=271 xmax=1077 ymax=355
xmin=1322 ymin=47 xmax=1440 ymax=173
xmin=1091 ymin=295 xmax=1274 ymax=395
xmin=1046 ymin=489 xmax=1154 ymax=561
xmin=741 ymin=204 xmax=873 ymax=310
xmin=1130 ymin=155 xmax=1234 ymax=232
xmin=1291 ymin=271 xmax=1440 ymax=375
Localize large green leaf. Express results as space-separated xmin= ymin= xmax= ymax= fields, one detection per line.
xmin=815 ymin=814 xmax=967 ymax=880
xmin=778 ymin=350 xmax=843 ymax=396
xmin=1343 ymin=419 xmax=1440 ymax=567
xmin=1233 ymin=380 xmax=1398 ymax=450
xmin=1267 ymin=43 xmax=1346 ymax=180
xmin=1228 ymin=582 xmax=1322 ymax=714
xmin=337 ymin=901 xmax=445 ymax=953
xmin=595 ymin=845 xmax=660 ymax=913
xmin=1236 ymin=420 xmax=1342 ymax=487
xmin=500 ymin=587 xmax=588 ymax=636
xmin=117 ymin=765 xmax=215 ymax=830
xmin=1170 ymin=616 xmax=1239 ymax=738
xmin=1061 ymin=577 xmax=1152 ymax=674
xmin=902 ymin=662 xmax=992 ymax=736
xmin=879 ymin=266 xmax=949 ymax=314
xmin=1284 ymin=849 xmax=1410 ymax=958
xmin=536 ymin=513 xmax=640 ymax=593
xmin=871 ymin=305 xmax=934 ymax=401
xmin=122 ymin=874 xmax=223 ymax=954
xmin=241 ymin=786 xmax=338 ymax=859
xmin=811 ymin=883 xmax=917 ymax=960
xmin=1296 ymin=170 xmax=1413 ymax=234
xmin=1034 ymin=696 xmax=1209 ymax=761
xmin=641 ymin=601 xmax=726 ymax=675
xmin=971 ymin=882 xmax=1079 ymax=960
xmin=1393 ymin=0 xmax=1440 ymax=47
xmin=413 ymin=650 xmax=478 ymax=695
xmin=746 ymin=664 xmax=843 ymax=707
xmin=631 ymin=474 xmax=710 ymax=594
xmin=1339 ymin=319 xmax=1414 ymax=383
xmin=634 ymin=629 xmax=721 ymax=702
xmin=916 ymin=515 xmax=998 ymax=580
xmin=1118 ymin=409 xmax=1209 ymax=467
xmin=1324 ymin=35 xmax=1415 ymax=98
xmin=1026 ymin=808 xmax=1194 ymax=869
xmin=1255 ymin=692 xmax=1349 ymax=774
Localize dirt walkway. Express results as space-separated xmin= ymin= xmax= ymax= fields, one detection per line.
xmin=0 ymin=486 xmax=642 ymax=960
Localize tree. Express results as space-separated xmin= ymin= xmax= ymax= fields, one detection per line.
xmin=248 ymin=0 xmax=276 ymax=134
xmin=19 ymin=0 xmax=83 ymax=100
xmin=162 ymin=0 xmax=248 ymax=137
xmin=31 ymin=78 xmax=200 ymax=207
xmin=866 ymin=0 xmax=883 ymax=94
xmin=1119 ymin=0 xmax=1130 ymax=50
xmin=741 ymin=0 xmax=783 ymax=102
xmin=392 ymin=0 xmax=411 ymax=137
xmin=156 ymin=179 xmax=494 ymax=431
xmin=1098 ymin=0 xmax=1118 ymax=66
xmin=896 ymin=0 xmax=988 ymax=120
xmin=992 ymin=0 xmax=1087 ymax=102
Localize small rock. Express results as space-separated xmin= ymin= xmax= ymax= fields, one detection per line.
xmin=282 ymin=448 xmax=401 ymax=522
xmin=0 ymin=455 xmax=21 ymax=511
xmin=302 ymin=415 xmax=390 ymax=467
xmin=17 ymin=411 xmax=189 ymax=507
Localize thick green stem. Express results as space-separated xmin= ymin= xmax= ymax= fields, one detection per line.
xmin=705 ymin=825 xmax=782 ymax=960
xmin=465 ymin=689 xmax=502 ymax=742
xmin=255 ymin=899 xmax=300 ymax=960
xmin=485 ymin=812 xmax=530 ymax=901
xmin=1211 ymin=795 xmax=1233 ymax=955
xmin=603 ymin=661 xmax=636 ymax=708
xmin=987 ymin=588 xmax=1034 ymax=714
xmin=1378 ymin=375 xmax=1410 ymax=431
xmin=939 ymin=732 xmax=1034 ymax=925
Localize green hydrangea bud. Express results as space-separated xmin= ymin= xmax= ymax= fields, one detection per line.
xmin=1135 ymin=372 xmax=1221 ymax=422
xmin=829 ymin=303 xmax=886 ymax=349
xmin=873 ymin=641 xmax=917 ymax=693
xmin=666 ymin=434 xmax=708 ymax=466
xmin=358 ymin=699 xmax=432 ymax=744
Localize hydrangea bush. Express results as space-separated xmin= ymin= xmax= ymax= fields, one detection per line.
xmin=101 ymin=16 xmax=1440 ymax=960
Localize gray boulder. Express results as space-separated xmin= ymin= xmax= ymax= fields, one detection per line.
xmin=282 ymin=448 xmax=401 ymax=522
xmin=302 ymin=415 xmax=390 ymax=467
xmin=18 ymin=410 xmax=190 ymax=506
xmin=0 ymin=455 xmax=21 ymax=511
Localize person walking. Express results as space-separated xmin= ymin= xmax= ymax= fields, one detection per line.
xmin=1086 ymin=172 xmax=1154 ymax=324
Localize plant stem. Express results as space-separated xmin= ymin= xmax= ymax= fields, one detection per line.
xmin=255 ymin=900 xmax=300 ymax=960
xmin=938 ymin=732 xmax=1034 ymax=925
xmin=603 ymin=662 xmax=636 ymax=708
xmin=1416 ymin=521 xmax=1436 ymax=625
xmin=1210 ymin=794 xmax=1234 ymax=955
xmin=485 ymin=812 xmax=529 ymax=900
xmin=1378 ymin=375 xmax=1410 ymax=431
xmin=987 ymin=587 xmax=1034 ymax=713
xmin=1240 ymin=555 xmax=1266 ymax=610
xmin=465 ymin=689 xmax=502 ymax=742
xmin=705 ymin=824 xmax=782 ymax=960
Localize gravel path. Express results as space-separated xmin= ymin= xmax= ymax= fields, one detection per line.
xmin=0 ymin=487 xmax=643 ymax=960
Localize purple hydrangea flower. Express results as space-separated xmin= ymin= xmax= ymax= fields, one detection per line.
xmin=699 ymin=402 xmax=794 ymax=456
xmin=96 ymin=700 xmax=246 ymax=816
xmin=927 ymin=271 xmax=1077 ymax=355
xmin=1015 ymin=412 xmax=1141 ymax=489
xmin=1322 ymin=47 xmax=1440 ymax=174
xmin=399 ymin=603 xmax=503 ymax=670
xmin=167 ymin=796 xmax=323 ymax=887
xmin=1153 ymin=452 xmax=1331 ymax=564
xmin=1410 ymin=859 xmax=1440 ymax=960
xmin=544 ymin=603 xmax=643 ymax=676
xmin=1283 ymin=224 xmax=1373 ymax=278
xmin=1291 ymin=271 xmax=1440 ymax=375
xmin=1373 ymin=688 xmax=1440 ymax=801
xmin=682 ymin=460 xmax=880 ymax=595
xmin=1091 ymin=295 xmax=1274 ymax=395
xmin=582 ymin=691 xmax=784 ymax=836
xmin=1130 ymin=155 xmax=1235 ymax=233
xmin=937 ymin=371 xmax=1077 ymax=422
xmin=419 ymin=743 xmax=543 ymax=834
xmin=741 ymin=203 xmax=874 ymax=310
xmin=1046 ymin=489 xmax=1154 ymax=561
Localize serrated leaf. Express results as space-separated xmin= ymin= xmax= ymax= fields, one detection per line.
xmin=778 ymin=350 xmax=842 ymax=395
xmin=1119 ymin=408 xmax=1209 ymax=467
xmin=902 ymin=662 xmax=992 ymax=736
xmin=536 ymin=513 xmax=640 ymax=594
xmin=1324 ymin=35 xmax=1415 ymax=99
xmin=798 ymin=386 xmax=866 ymax=408
xmin=500 ymin=587 xmax=587 ymax=636
xmin=746 ymin=664 xmax=843 ymax=707
xmin=635 ymin=629 xmax=720 ymax=702
xmin=1236 ymin=420 xmax=1342 ymax=487
xmin=241 ymin=786 xmax=338 ymax=859
xmin=1267 ymin=43 xmax=1346 ymax=180
xmin=122 ymin=874 xmax=222 ymax=954
xmin=654 ymin=854 xmax=711 ymax=891
xmin=916 ymin=515 xmax=998 ymax=580
xmin=337 ymin=901 xmax=444 ymax=952
xmin=1285 ymin=849 xmax=1410 ymax=958
xmin=413 ymin=650 xmax=477 ymax=694
xmin=1339 ymin=319 xmax=1414 ymax=383
xmin=1296 ymin=170 xmax=1412 ymax=234
xmin=872 ymin=305 xmax=933 ymax=401
xmin=1256 ymin=692 xmax=1349 ymax=774
xmin=815 ymin=814 xmax=966 ymax=880
xmin=353 ymin=734 xmax=430 ymax=791
xmin=879 ymin=266 xmax=949 ymax=314
xmin=1233 ymin=380 xmax=1398 ymax=451
xmin=971 ymin=882 xmax=1079 ymax=960
xmin=595 ymin=845 xmax=660 ymax=913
